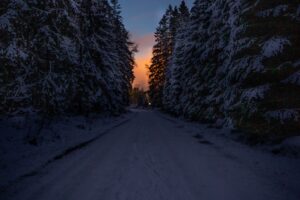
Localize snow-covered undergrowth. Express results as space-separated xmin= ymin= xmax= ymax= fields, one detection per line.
xmin=0 ymin=112 xmax=133 ymax=189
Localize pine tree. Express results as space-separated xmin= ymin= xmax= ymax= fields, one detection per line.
xmin=163 ymin=1 xmax=190 ymax=113
xmin=110 ymin=0 xmax=136 ymax=109
xmin=178 ymin=1 xmax=190 ymax=21
xmin=29 ymin=0 xmax=81 ymax=114
xmin=0 ymin=0 xmax=135 ymax=116
xmin=149 ymin=7 xmax=173 ymax=107
xmin=176 ymin=0 xmax=212 ymax=120
xmin=0 ymin=0 xmax=35 ymax=114
xmin=224 ymin=0 xmax=300 ymax=134
xmin=158 ymin=0 xmax=300 ymax=135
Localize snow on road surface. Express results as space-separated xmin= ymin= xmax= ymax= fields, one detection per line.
xmin=1 ymin=109 xmax=300 ymax=200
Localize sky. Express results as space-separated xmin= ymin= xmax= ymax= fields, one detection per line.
xmin=119 ymin=0 xmax=194 ymax=90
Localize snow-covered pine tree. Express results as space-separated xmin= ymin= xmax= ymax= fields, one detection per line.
xmin=224 ymin=0 xmax=300 ymax=134
xmin=175 ymin=0 xmax=212 ymax=120
xmin=196 ymin=0 xmax=231 ymax=124
xmin=159 ymin=0 xmax=300 ymax=136
xmin=28 ymin=0 xmax=81 ymax=114
xmin=149 ymin=6 xmax=174 ymax=107
xmin=163 ymin=6 xmax=178 ymax=111
xmin=178 ymin=0 xmax=190 ymax=22
xmin=110 ymin=0 xmax=136 ymax=109
xmin=0 ymin=0 xmax=33 ymax=114
xmin=163 ymin=1 xmax=190 ymax=113
xmin=72 ymin=0 xmax=135 ymax=115
xmin=0 ymin=0 xmax=135 ymax=116
xmin=78 ymin=0 xmax=115 ymax=113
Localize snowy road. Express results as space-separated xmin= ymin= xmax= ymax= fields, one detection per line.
xmin=2 ymin=109 xmax=300 ymax=200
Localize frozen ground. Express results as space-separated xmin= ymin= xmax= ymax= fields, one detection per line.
xmin=1 ymin=109 xmax=300 ymax=200
xmin=0 ymin=112 xmax=133 ymax=189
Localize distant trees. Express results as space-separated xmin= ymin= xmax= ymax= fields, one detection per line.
xmin=148 ymin=1 xmax=190 ymax=107
xmin=149 ymin=0 xmax=300 ymax=136
xmin=0 ymin=0 xmax=135 ymax=116
xmin=130 ymin=88 xmax=149 ymax=107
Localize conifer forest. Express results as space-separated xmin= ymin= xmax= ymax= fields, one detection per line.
xmin=1 ymin=1 xmax=300 ymax=200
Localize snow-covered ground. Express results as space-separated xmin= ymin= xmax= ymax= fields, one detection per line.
xmin=0 ymin=112 xmax=134 ymax=189
xmin=1 ymin=109 xmax=300 ymax=200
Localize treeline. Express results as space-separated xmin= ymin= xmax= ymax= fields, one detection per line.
xmin=0 ymin=0 xmax=135 ymax=116
xmin=149 ymin=0 xmax=300 ymax=136
xmin=130 ymin=88 xmax=149 ymax=107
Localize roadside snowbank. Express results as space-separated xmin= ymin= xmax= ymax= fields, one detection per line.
xmin=0 ymin=112 xmax=133 ymax=189
xmin=157 ymin=111 xmax=300 ymax=198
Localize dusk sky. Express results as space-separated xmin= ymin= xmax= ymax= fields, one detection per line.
xmin=119 ymin=0 xmax=194 ymax=90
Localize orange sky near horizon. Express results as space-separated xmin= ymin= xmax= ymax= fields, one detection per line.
xmin=132 ymin=34 xmax=155 ymax=91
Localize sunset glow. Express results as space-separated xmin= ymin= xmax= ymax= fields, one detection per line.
xmin=132 ymin=34 xmax=155 ymax=90
xmin=119 ymin=0 xmax=194 ymax=91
